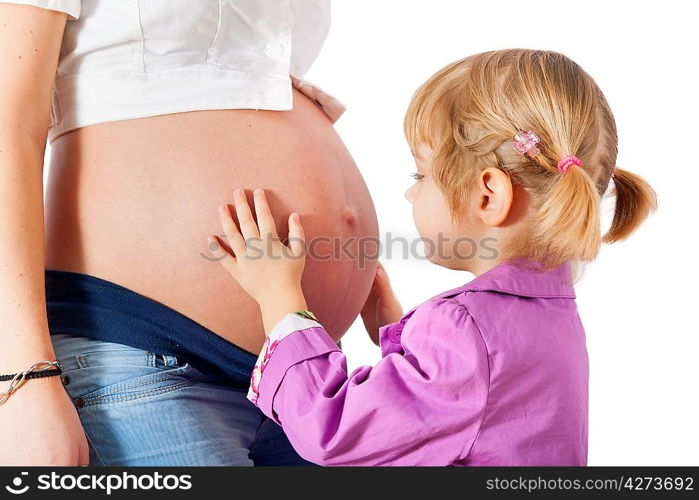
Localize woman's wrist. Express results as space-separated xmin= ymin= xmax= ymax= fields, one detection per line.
xmin=0 ymin=340 xmax=58 ymax=375
xmin=0 ymin=360 xmax=65 ymax=405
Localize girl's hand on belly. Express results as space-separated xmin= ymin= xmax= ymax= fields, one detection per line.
xmin=209 ymin=188 xmax=309 ymax=336
xmin=361 ymin=261 xmax=404 ymax=345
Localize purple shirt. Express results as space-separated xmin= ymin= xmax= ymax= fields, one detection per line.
xmin=247 ymin=258 xmax=588 ymax=466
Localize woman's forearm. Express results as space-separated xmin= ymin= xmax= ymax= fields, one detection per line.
xmin=0 ymin=127 xmax=56 ymax=374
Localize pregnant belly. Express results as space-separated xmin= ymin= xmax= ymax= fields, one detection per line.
xmin=44 ymin=87 xmax=379 ymax=355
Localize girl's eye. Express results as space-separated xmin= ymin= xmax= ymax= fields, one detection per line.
xmin=411 ymin=172 xmax=424 ymax=181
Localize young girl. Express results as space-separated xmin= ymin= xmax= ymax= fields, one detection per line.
xmin=207 ymin=49 xmax=657 ymax=466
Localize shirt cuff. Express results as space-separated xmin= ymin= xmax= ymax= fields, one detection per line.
xmin=247 ymin=312 xmax=323 ymax=406
xmin=1 ymin=0 xmax=81 ymax=20
xmin=247 ymin=318 xmax=342 ymax=425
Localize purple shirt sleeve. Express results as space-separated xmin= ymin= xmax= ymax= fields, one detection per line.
xmin=248 ymin=299 xmax=490 ymax=466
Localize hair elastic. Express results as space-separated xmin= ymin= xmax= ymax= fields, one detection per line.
xmin=557 ymin=155 xmax=583 ymax=174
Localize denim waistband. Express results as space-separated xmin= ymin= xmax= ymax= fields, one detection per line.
xmin=45 ymin=269 xmax=259 ymax=389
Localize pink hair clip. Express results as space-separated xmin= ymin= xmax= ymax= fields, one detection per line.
xmin=513 ymin=130 xmax=541 ymax=157
xmin=557 ymin=155 xmax=583 ymax=174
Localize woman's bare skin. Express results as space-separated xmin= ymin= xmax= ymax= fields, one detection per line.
xmin=44 ymin=86 xmax=380 ymax=355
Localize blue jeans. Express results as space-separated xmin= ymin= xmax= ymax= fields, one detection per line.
xmin=52 ymin=333 xmax=318 ymax=466
xmin=45 ymin=269 xmax=319 ymax=466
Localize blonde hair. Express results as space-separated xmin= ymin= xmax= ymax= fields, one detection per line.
xmin=403 ymin=49 xmax=657 ymax=274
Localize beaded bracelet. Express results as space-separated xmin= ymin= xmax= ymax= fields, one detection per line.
xmin=0 ymin=360 xmax=63 ymax=406
xmin=294 ymin=309 xmax=318 ymax=321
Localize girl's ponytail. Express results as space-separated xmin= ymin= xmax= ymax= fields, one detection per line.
xmin=530 ymin=161 xmax=601 ymax=266
xmin=602 ymin=167 xmax=658 ymax=243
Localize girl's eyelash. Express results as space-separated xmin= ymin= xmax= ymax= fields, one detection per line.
xmin=411 ymin=172 xmax=424 ymax=181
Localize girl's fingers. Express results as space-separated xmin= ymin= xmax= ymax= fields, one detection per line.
xmin=217 ymin=203 xmax=247 ymax=256
xmin=375 ymin=263 xmax=398 ymax=300
xmin=253 ymin=188 xmax=279 ymax=239
xmin=233 ymin=189 xmax=260 ymax=240
xmin=208 ymin=235 xmax=238 ymax=275
xmin=287 ymin=212 xmax=306 ymax=257
xmin=376 ymin=262 xmax=389 ymax=285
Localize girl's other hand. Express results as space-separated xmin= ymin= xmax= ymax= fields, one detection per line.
xmin=209 ymin=188 xmax=306 ymax=306
xmin=361 ymin=261 xmax=403 ymax=346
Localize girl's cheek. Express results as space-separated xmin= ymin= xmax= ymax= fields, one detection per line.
xmin=411 ymin=198 xmax=424 ymax=230
xmin=412 ymin=200 xmax=434 ymax=238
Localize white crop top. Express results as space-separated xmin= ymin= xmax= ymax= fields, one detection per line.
xmin=2 ymin=0 xmax=346 ymax=143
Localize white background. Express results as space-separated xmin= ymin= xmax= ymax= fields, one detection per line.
xmin=301 ymin=0 xmax=699 ymax=465
xmin=41 ymin=0 xmax=698 ymax=466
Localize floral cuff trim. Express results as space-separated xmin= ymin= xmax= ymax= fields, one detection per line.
xmin=247 ymin=312 xmax=322 ymax=405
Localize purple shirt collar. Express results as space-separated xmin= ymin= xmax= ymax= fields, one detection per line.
xmin=402 ymin=258 xmax=576 ymax=320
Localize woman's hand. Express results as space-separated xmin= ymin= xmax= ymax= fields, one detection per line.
xmin=0 ymin=377 xmax=90 ymax=466
xmin=361 ymin=261 xmax=403 ymax=346
xmin=209 ymin=188 xmax=308 ymax=336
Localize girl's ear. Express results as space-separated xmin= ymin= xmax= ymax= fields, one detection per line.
xmin=475 ymin=167 xmax=513 ymax=227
